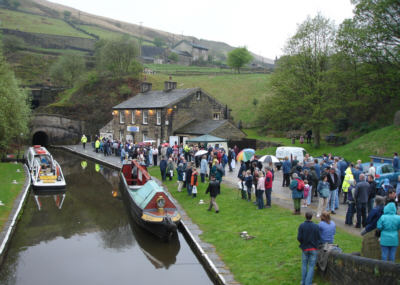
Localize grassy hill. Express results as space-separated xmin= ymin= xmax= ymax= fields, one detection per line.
xmin=246 ymin=125 xmax=400 ymax=163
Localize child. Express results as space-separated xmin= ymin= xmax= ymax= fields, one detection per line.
xmin=245 ymin=170 xmax=253 ymax=202
xmin=302 ymin=179 xmax=310 ymax=208
xmin=191 ymin=168 xmax=198 ymax=198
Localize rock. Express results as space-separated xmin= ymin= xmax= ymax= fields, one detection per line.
xmin=394 ymin=110 xmax=400 ymax=126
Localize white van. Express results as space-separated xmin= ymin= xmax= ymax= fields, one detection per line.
xmin=276 ymin=146 xmax=306 ymax=162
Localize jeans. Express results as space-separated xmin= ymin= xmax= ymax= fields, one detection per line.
xmin=345 ymin=203 xmax=356 ymax=225
xmin=283 ymin=173 xmax=290 ymax=187
xmin=187 ymin=184 xmax=192 ymax=196
xmin=356 ymin=202 xmax=367 ymax=227
xmin=161 ymin=170 xmax=166 ymax=181
xmin=200 ymin=173 xmax=205 ymax=183
xmin=256 ymin=190 xmax=264 ymax=209
xmin=265 ymin=188 xmax=272 ymax=206
xmin=301 ymin=250 xmax=317 ymax=285
xmin=306 ymin=186 xmax=312 ymax=205
xmin=335 ymin=189 xmax=339 ymax=209
xmin=327 ymin=189 xmax=337 ymax=212
xmin=381 ymin=245 xmax=397 ymax=262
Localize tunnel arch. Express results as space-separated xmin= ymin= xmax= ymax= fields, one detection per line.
xmin=32 ymin=131 xmax=49 ymax=147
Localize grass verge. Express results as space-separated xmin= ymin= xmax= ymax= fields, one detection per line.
xmin=0 ymin=163 xmax=25 ymax=233
xmin=148 ymin=167 xmax=361 ymax=285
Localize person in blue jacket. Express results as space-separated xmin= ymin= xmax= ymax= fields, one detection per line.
xmin=159 ymin=156 xmax=167 ymax=181
xmin=393 ymin=152 xmax=399 ymax=172
xmin=377 ymin=202 xmax=400 ymax=262
xmin=282 ymin=157 xmax=291 ymax=187
xmin=290 ymin=173 xmax=304 ymax=215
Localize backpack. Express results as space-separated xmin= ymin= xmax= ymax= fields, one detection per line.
xmin=295 ymin=178 xmax=305 ymax=191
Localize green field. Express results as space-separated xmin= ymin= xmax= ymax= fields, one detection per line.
xmin=0 ymin=8 xmax=91 ymax=38
xmin=148 ymin=167 xmax=360 ymax=285
xmin=0 ymin=163 xmax=25 ymax=232
xmin=245 ymin=125 xmax=400 ymax=163
xmin=147 ymin=73 xmax=271 ymax=124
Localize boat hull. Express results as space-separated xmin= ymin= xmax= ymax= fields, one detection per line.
xmin=119 ymin=174 xmax=179 ymax=241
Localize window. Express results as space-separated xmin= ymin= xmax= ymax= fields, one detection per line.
xmin=156 ymin=110 xmax=161 ymax=125
xmin=143 ymin=110 xmax=148 ymax=124
xmin=119 ymin=111 xmax=125 ymax=124
xmin=131 ymin=110 xmax=135 ymax=124
xmin=196 ymin=91 xmax=201 ymax=100
xmin=213 ymin=112 xmax=220 ymax=120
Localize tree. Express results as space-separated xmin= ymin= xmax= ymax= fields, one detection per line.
xmin=63 ymin=10 xmax=71 ymax=20
xmin=227 ymin=47 xmax=252 ymax=73
xmin=0 ymin=45 xmax=31 ymax=151
xmin=50 ymin=54 xmax=85 ymax=86
xmin=259 ymin=15 xmax=337 ymax=148
xmin=153 ymin=37 xmax=165 ymax=48
xmin=95 ymin=36 xmax=141 ymax=78
xmin=168 ymin=52 xmax=178 ymax=62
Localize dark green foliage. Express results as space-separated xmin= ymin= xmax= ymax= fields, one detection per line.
xmin=63 ymin=10 xmax=71 ymax=20
xmin=168 ymin=52 xmax=178 ymax=62
xmin=49 ymin=54 xmax=86 ymax=87
xmin=153 ymin=37 xmax=164 ymax=48
xmin=227 ymin=47 xmax=252 ymax=73
xmin=2 ymin=35 xmax=25 ymax=54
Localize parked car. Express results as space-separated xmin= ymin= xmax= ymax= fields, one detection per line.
xmin=361 ymin=162 xmax=400 ymax=189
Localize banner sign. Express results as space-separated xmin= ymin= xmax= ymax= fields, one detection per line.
xmin=127 ymin=126 xmax=139 ymax=132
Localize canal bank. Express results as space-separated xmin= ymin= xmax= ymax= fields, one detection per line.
xmin=53 ymin=145 xmax=237 ymax=285
xmin=0 ymin=164 xmax=30 ymax=266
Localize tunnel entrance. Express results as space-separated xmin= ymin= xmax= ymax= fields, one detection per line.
xmin=32 ymin=131 xmax=49 ymax=147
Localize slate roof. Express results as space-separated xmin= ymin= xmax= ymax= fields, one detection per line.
xmin=113 ymin=88 xmax=198 ymax=109
xmin=174 ymin=119 xmax=228 ymax=135
xmin=141 ymin=46 xmax=165 ymax=58
xmin=173 ymin=40 xmax=208 ymax=51
xmin=171 ymin=49 xmax=192 ymax=58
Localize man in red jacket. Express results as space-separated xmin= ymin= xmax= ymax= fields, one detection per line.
xmin=264 ymin=167 xmax=273 ymax=208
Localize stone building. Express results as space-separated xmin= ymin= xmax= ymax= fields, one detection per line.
xmin=111 ymin=80 xmax=245 ymax=145
xmin=172 ymin=40 xmax=208 ymax=61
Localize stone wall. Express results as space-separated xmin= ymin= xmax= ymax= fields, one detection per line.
xmin=210 ymin=122 xmax=246 ymax=140
xmin=319 ymin=250 xmax=400 ymax=284
xmin=1 ymin=29 xmax=95 ymax=51
xmin=31 ymin=114 xmax=85 ymax=145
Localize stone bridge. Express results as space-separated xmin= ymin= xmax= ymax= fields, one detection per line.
xmin=31 ymin=114 xmax=85 ymax=146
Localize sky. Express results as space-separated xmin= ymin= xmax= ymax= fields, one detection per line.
xmin=48 ymin=0 xmax=355 ymax=60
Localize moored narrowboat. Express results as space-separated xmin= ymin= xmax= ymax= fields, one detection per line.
xmin=119 ymin=160 xmax=181 ymax=241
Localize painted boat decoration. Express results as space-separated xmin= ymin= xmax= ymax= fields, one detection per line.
xmin=26 ymin=145 xmax=66 ymax=190
xmin=119 ymin=160 xmax=181 ymax=241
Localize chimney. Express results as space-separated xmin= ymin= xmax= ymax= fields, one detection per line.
xmin=140 ymin=82 xmax=152 ymax=93
xmin=164 ymin=75 xmax=177 ymax=92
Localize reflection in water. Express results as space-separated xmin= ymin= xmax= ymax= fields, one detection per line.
xmin=33 ymin=189 xmax=66 ymax=211
xmin=0 ymin=149 xmax=212 ymax=285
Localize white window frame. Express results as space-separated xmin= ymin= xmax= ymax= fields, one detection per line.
xmin=143 ymin=110 xmax=148 ymax=124
xmin=131 ymin=110 xmax=135 ymax=124
xmin=156 ymin=110 xmax=161 ymax=125
xmin=213 ymin=112 xmax=220 ymax=120
xmin=119 ymin=111 xmax=125 ymax=124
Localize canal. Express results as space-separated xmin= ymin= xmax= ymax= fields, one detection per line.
xmin=0 ymin=150 xmax=213 ymax=285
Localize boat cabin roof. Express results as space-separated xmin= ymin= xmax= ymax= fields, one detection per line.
xmin=129 ymin=180 xmax=164 ymax=209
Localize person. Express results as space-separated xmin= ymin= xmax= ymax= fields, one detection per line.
xmin=297 ymin=211 xmax=321 ymax=285
xmin=177 ymin=162 xmax=184 ymax=192
xmin=152 ymin=146 xmax=158 ymax=166
xmin=81 ymin=134 xmax=87 ymax=149
xmin=160 ymin=156 xmax=167 ymax=181
xmin=393 ymin=152 xmax=399 ymax=172
xmin=290 ymin=173 xmax=304 ymax=215
xmin=396 ymin=175 xmax=400 ymax=205
xmin=318 ymin=211 xmax=336 ymax=244
xmin=282 ymin=157 xmax=291 ymax=187
xmin=191 ymin=168 xmax=198 ymax=198
xmin=239 ymin=170 xmax=247 ymax=200
xmin=206 ymin=175 xmax=220 ymax=213
xmin=306 ymin=129 xmax=312 ymax=144
xmin=345 ymin=180 xmax=357 ymax=226
xmin=228 ymin=148 xmax=234 ymax=172
xmin=95 ymin=138 xmax=100 ymax=153
xmin=342 ymin=165 xmax=354 ymax=204
xmin=244 ymin=170 xmax=253 ymax=202
xmin=354 ymin=173 xmax=369 ymax=228
xmin=326 ymin=167 xmax=339 ymax=215
xmin=317 ymin=175 xmax=330 ymax=218
xmin=377 ymin=202 xmax=400 ymax=262
xmin=368 ymin=163 xmax=376 ymax=178
xmin=367 ymin=174 xmax=377 ymax=213
xmin=361 ymin=196 xmax=385 ymax=235
xmin=256 ymin=172 xmax=265 ymax=209
xmin=385 ymin=188 xmax=398 ymax=207
xmin=302 ymin=180 xmax=310 ymax=208
xmin=352 ymin=165 xmax=362 ymax=183
xmin=166 ymin=158 xmax=174 ymax=181
xmin=264 ymin=167 xmax=273 ymax=208
xmin=186 ymin=162 xmax=193 ymax=196
xmin=200 ymin=155 xmax=208 ymax=183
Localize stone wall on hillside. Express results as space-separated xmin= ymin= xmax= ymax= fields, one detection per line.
xmin=1 ymin=29 xmax=95 ymax=51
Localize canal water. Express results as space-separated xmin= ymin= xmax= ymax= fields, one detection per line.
xmin=0 ymin=150 xmax=213 ymax=285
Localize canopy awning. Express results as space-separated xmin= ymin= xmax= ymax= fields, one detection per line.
xmin=186 ymin=134 xmax=227 ymax=143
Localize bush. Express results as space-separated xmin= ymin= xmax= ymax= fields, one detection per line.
xmin=118 ymin=84 xmax=131 ymax=95
xmin=2 ymin=35 xmax=25 ymax=55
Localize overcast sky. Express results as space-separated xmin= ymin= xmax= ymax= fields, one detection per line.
xmin=49 ymin=0 xmax=355 ymax=60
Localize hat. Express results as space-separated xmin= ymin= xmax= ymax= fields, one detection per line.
xmin=292 ymin=173 xmax=298 ymax=178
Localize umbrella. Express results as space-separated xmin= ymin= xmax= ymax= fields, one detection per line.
xmin=236 ymin=148 xmax=255 ymax=162
xmin=195 ymin=150 xmax=208 ymax=156
xmin=162 ymin=143 xmax=169 ymax=147
xmin=259 ymin=155 xmax=280 ymax=164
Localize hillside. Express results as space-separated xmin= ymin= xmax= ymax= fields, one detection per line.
xmin=1 ymin=0 xmax=273 ymax=63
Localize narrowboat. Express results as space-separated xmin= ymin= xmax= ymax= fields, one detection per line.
xmin=119 ymin=160 xmax=181 ymax=241
xmin=26 ymin=145 xmax=66 ymax=190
